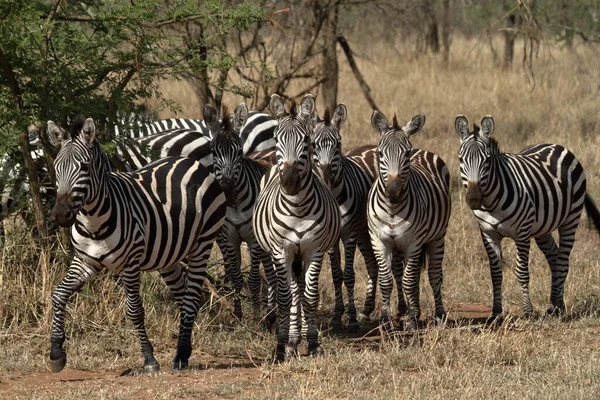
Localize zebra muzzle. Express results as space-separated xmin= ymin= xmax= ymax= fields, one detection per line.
xmin=280 ymin=163 xmax=301 ymax=195
xmin=466 ymin=181 xmax=483 ymax=210
xmin=385 ymin=175 xmax=403 ymax=203
xmin=51 ymin=193 xmax=77 ymax=227
xmin=219 ymin=178 xmax=237 ymax=206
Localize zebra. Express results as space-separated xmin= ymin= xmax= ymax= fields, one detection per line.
xmin=455 ymin=115 xmax=600 ymax=321
xmin=309 ymin=105 xmax=379 ymax=329
xmin=253 ymin=94 xmax=341 ymax=361
xmin=367 ymin=111 xmax=451 ymax=330
xmin=46 ymin=117 xmax=226 ymax=373
xmin=205 ymin=102 xmax=277 ymax=325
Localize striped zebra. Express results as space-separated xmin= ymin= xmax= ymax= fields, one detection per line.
xmin=368 ymin=111 xmax=451 ymax=330
xmin=253 ymin=94 xmax=341 ymax=361
xmin=455 ymin=115 xmax=600 ymax=320
xmin=46 ymin=117 xmax=226 ymax=373
xmin=309 ymin=105 xmax=379 ymax=329
xmin=205 ymin=103 xmax=277 ymax=324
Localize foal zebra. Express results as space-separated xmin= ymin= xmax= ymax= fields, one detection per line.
xmin=455 ymin=115 xmax=600 ymax=320
xmin=47 ymin=118 xmax=226 ymax=373
xmin=206 ymin=103 xmax=277 ymax=324
xmin=253 ymin=94 xmax=341 ymax=361
xmin=367 ymin=111 xmax=451 ymax=330
xmin=310 ymin=105 xmax=379 ymax=328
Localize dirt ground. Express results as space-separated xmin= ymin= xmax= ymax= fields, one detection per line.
xmin=0 ymin=303 xmax=493 ymax=399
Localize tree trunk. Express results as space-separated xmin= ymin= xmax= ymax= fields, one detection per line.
xmin=424 ymin=0 xmax=440 ymax=54
xmin=321 ymin=2 xmax=339 ymax=112
xmin=440 ymin=0 xmax=452 ymax=65
xmin=502 ymin=8 xmax=518 ymax=70
xmin=0 ymin=50 xmax=48 ymax=239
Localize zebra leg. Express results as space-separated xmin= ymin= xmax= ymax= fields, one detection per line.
xmin=372 ymin=237 xmax=393 ymax=328
xmin=49 ymin=258 xmax=99 ymax=373
xmin=304 ymin=254 xmax=325 ymax=357
xmin=426 ymin=237 xmax=446 ymax=321
xmin=514 ymin=235 xmax=534 ymax=318
xmin=159 ymin=262 xmax=187 ymax=308
xmin=342 ymin=239 xmax=360 ymax=330
xmin=287 ymin=265 xmax=301 ymax=357
xmin=328 ymin=242 xmax=345 ymax=326
xmin=534 ymin=234 xmax=560 ymax=315
xmin=391 ymin=251 xmax=407 ymax=319
xmin=173 ymin=239 xmax=213 ymax=370
xmin=217 ymin=232 xmax=244 ymax=320
xmin=481 ymin=231 xmax=504 ymax=321
xmin=274 ymin=256 xmax=292 ymax=362
xmin=258 ymin=249 xmax=277 ymax=330
xmin=402 ymin=247 xmax=423 ymax=331
xmin=121 ymin=267 xmax=160 ymax=373
xmin=357 ymin=234 xmax=378 ymax=323
xmin=550 ymin=216 xmax=581 ymax=315
xmin=247 ymin=242 xmax=263 ymax=318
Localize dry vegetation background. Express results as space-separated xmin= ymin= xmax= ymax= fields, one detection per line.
xmin=1 ymin=34 xmax=600 ymax=399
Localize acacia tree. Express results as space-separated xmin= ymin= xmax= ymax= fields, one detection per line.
xmin=0 ymin=0 xmax=270 ymax=238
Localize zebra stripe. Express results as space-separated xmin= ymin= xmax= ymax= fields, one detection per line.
xmin=240 ymin=111 xmax=277 ymax=154
xmin=310 ymin=105 xmax=379 ymax=329
xmin=205 ymin=103 xmax=277 ymax=325
xmin=455 ymin=115 xmax=600 ymax=319
xmin=46 ymin=117 xmax=226 ymax=373
xmin=253 ymin=94 xmax=341 ymax=361
xmin=367 ymin=111 xmax=451 ymax=330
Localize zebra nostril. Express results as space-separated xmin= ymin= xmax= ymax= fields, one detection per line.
xmin=65 ymin=210 xmax=73 ymax=221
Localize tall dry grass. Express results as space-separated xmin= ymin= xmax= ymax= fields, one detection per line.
xmin=1 ymin=35 xmax=600 ymax=398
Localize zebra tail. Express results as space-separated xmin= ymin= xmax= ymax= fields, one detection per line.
xmin=584 ymin=194 xmax=600 ymax=235
xmin=419 ymin=244 xmax=428 ymax=269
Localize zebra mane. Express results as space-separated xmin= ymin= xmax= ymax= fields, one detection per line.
xmin=69 ymin=116 xmax=87 ymax=139
xmin=323 ymin=107 xmax=331 ymax=125
xmin=221 ymin=105 xmax=232 ymax=131
xmin=392 ymin=114 xmax=400 ymax=130
xmin=288 ymin=100 xmax=297 ymax=117
xmin=488 ymin=137 xmax=501 ymax=155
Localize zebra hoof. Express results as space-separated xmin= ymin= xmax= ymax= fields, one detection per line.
xmin=308 ymin=344 xmax=324 ymax=357
xmin=284 ymin=344 xmax=298 ymax=359
xmin=172 ymin=359 xmax=188 ymax=371
xmin=347 ymin=320 xmax=360 ymax=333
xmin=357 ymin=313 xmax=370 ymax=325
xmin=546 ymin=306 xmax=565 ymax=317
xmin=379 ymin=316 xmax=393 ymax=332
xmin=144 ymin=363 xmax=161 ymax=373
xmin=49 ymin=355 xmax=67 ymax=373
xmin=404 ymin=319 xmax=418 ymax=332
xmin=485 ymin=314 xmax=504 ymax=327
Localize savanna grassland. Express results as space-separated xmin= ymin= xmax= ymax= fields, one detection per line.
xmin=1 ymin=35 xmax=600 ymax=399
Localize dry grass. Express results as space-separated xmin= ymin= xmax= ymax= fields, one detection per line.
xmin=2 ymin=35 xmax=600 ymax=399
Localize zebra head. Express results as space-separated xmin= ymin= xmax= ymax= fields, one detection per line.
xmin=206 ymin=103 xmax=248 ymax=206
xmin=269 ymin=94 xmax=316 ymax=195
xmin=48 ymin=118 xmax=103 ymax=227
xmin=455 ymin=115 xmax=495 ymax=210
xmin=311 ymin=104 xmax=347 ymax=190
xmin=372 ymin=111 xmax=425 ymax=204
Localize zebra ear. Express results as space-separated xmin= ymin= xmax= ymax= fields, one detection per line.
xmin=403 ymin=114 xmax=425 ymax=136
xmin=233 ymin=103 xmax=248 ymax=134
xmin=203 ymin=104 xmax=220 ymax=133
xmin=455 ymin=115 xmax=470 ymax=140
xmin=480 ymin=115 xmax=495 ymax=141
xmin=332 ymin=104 xmax=347 ymax=128
xmin=81 ymin=118 xmax=96 ymax=145
xmin=371 ymin=110 xmax=389 ymax=135
xmin=47 ymin=121 xmax=69 ymax=145
xmin=300 ymin=94 xmax=316 ymax=124
xmin=269 ymin=94 xmax=286 ymax=119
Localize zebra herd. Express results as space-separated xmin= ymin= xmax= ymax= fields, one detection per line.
xmin=11 ymin=93 xmax=598 ymax=372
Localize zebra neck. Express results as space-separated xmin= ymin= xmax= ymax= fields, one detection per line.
xmin=280 ymin=170 xmax=316 ymax=206
xmin=376 ymin=177 xmax=410 ymax=212
xmin=479 ymin=154 xmax=505 ymax=209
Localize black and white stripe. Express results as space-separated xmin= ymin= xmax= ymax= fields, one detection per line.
xmin=205 ymin=103 xmax=277 ymax=325
xmin=368 ymin=111 xmax=451 ymax=330
xmin=253 ymin=94 xmax=341 ymax=361
xmin=455 ymin=115 xmax=600 ymax=320
xmin=310 ymin=105 xmax=379 ymax=329
xmin=46 ymin=117 xmax=226 ymax=373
